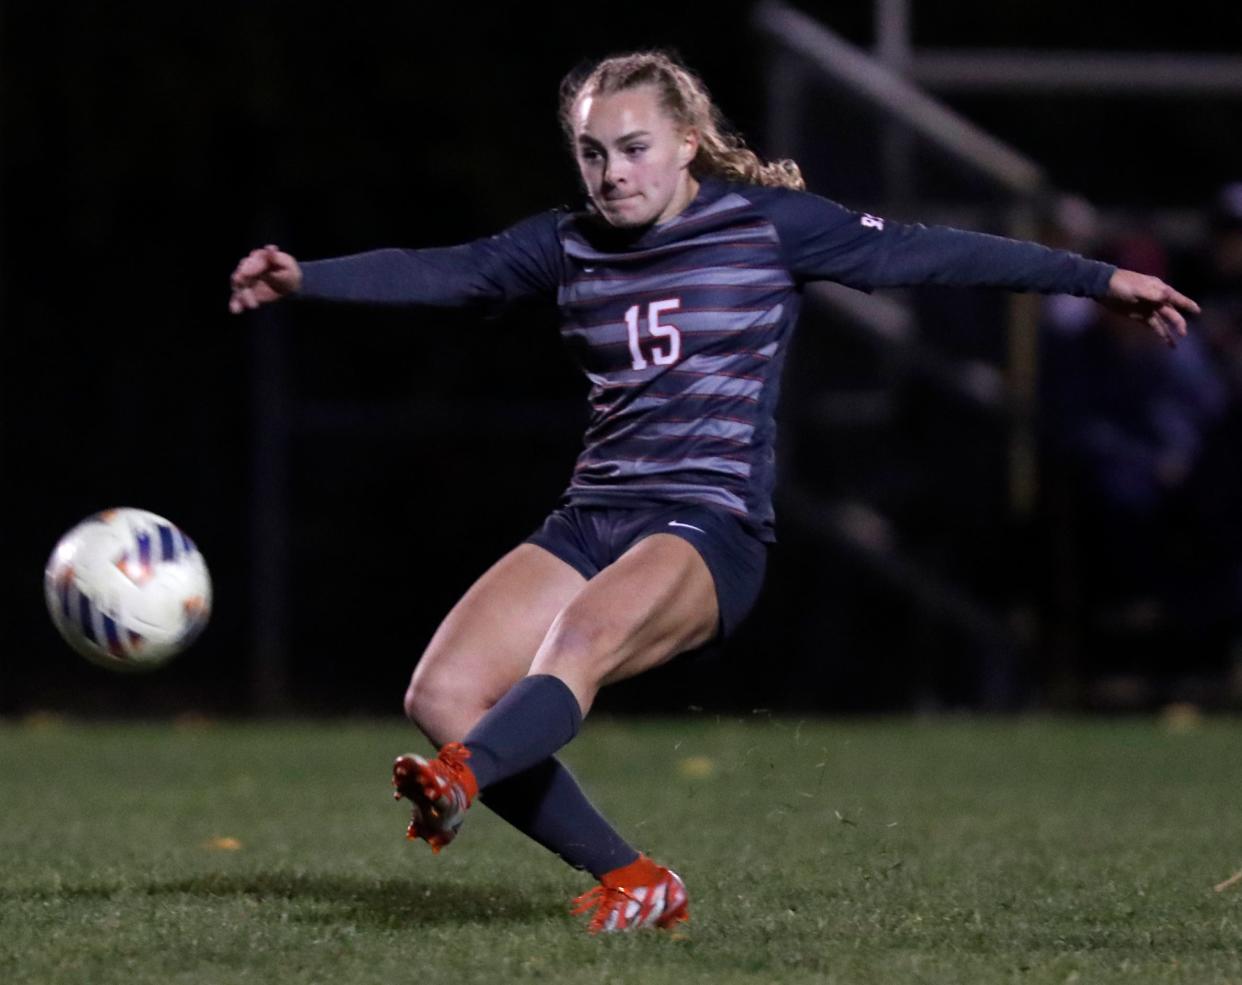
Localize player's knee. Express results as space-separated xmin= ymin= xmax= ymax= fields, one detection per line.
xmin=402 ymin=678 xmax=427 ymax=725
xmin=403 ymin=669 xmax=488 ymax=744
xmin=539 ymin=608 xmax=621 ymax=676
xmin=403 ymin=674 xmax=453 ymax=740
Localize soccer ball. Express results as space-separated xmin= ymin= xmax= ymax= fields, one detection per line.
xmin=44 ymin=508 xmax=212 ymax=671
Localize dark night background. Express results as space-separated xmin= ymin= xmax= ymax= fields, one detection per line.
xmin=3 ymin=1 xmax=1241 ymax=717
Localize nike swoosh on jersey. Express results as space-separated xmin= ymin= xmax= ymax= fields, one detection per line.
xmin=667 ymin=520 xmax=706 ymax=534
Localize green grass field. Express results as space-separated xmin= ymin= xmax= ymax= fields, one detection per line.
xmin=2 ymin=715 xmax=1240 ymax=984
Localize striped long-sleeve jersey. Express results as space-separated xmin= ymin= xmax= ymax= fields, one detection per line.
xmin=299 ymin=178 xmax=1115 ymax=539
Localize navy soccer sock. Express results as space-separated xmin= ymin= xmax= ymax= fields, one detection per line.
xmin=463 ymin=674 xmax=583 ymax=790
xmin=480 ymin=757 xmax=639 ymax=879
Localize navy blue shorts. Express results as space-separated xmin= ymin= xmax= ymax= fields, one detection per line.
xmin=524 ymin=502 xmax=768 ymax=640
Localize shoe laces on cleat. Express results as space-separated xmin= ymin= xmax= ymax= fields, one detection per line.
xmin=392 ymin=742 xmax=479 ymax=853
xmin=431 ymin=743 xmax=478 ymax=799
xmin=571 ymin=856 xmax=689 ymax=934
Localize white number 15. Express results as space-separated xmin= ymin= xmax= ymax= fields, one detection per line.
xmin=624 ymin=299 xmax=682 ymax=371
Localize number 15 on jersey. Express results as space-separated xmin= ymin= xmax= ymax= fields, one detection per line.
xmin=625 ymin=299 xmax=682 ymax=371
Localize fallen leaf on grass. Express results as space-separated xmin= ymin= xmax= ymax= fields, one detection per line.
xmin=678 ymin=755 xmax=715 ymax=778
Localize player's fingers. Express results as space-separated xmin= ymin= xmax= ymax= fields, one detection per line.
xmin=233 ymin=258 xmax=258 ymax=283
xmin=1161 ymin=305 xmax=1188 ymax=337
xmin=242 ymin=286 xmax=260 ymax=310
xmin=1151 ymin=312 xmax=1176 ymax=348
xmin=1133 ymin=277 xmax=1170 ymax=304
xmin=1167 ymin=288 xmax=1200 ymax=316
xmin=239 ymin=248 xmax=273 ymax=278
xmin=1146 ymin=307 xmax=1165 ymax=336
xmin=265 ymin=245 xmax=295 ymax=272
xmin=229 ymin=285 xmax=256 ymax=313
xmin=1144 ymin=280 xmax=1200 ymax=319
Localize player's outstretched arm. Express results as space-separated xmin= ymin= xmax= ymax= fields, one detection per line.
xmin=1099 ymin=269 xmax=1200 ymax=348
xmin=228 ymin=245 xmax=303 ymax=314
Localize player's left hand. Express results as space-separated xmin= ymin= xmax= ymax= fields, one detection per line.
xmin=1100 ymin=269 xmax=1200 ymax=348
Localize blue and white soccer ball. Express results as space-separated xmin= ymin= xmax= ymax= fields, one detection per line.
xmin=44 ymin=508 xmax=212 ymax=671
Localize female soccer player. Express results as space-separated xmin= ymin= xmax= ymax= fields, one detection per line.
xmin=229 ymin=51 xmax=1199 ymax=933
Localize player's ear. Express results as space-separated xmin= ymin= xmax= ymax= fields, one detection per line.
xmin=679 ymin=127 xmax=699 ymax=169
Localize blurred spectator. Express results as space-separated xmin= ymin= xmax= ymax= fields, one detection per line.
xmin=1178 ymin=183 xmax=1242 ymax=627
xmin=1041 ymin=230 xmax=1236 ymax=648
xmin=1044 ymin=232 xmax=1228 ymax=522
xmin=1197 ymin=182 xmax=1242 ymax=390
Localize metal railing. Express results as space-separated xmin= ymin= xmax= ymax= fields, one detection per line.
xmin=752 ymin=1 xmax=1058 ymax=701
xmin=754 ymin=0 xmax=1049 ymax=521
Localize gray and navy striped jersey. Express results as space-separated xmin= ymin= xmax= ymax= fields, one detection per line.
xmin=299 ymin=178 xmax=1115 ymax=539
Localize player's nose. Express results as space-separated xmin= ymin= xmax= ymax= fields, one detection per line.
xmin=602 ymin=155 xmax=628 ymax=184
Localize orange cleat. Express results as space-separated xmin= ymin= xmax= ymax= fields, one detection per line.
xmin=571 ymin=854 xmax=689 ymax=933
xmin=391 ymin=742 xmax=479 ymax=853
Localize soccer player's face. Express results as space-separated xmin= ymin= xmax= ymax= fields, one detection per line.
xmin=573 ymin=85 xmax=699 ymax=229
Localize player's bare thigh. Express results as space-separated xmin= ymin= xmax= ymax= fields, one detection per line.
xmin=404 ymin=543 xmax=586 ymax=744
xmin=528 ymin=532 xmax=718 ymax=714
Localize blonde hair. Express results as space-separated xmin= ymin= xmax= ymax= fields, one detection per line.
xmin=559 ymin=50 xmax=805 ymax=191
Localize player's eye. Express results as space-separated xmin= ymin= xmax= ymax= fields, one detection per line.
xmin=579 ymin=148 xmax=602 ymax=163
xmin=625 ymin=145 xmax=647 ymax=157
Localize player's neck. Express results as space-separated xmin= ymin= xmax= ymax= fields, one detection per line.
xmin=655 ymin=174 xmax=702 ymax=227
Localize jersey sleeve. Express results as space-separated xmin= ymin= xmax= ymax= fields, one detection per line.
xmin=757 ymin=188 xmax=1115 ymax=298
xmin=295 ymin=210 xmax=564 ymax=308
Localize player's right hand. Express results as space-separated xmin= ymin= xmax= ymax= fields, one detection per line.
xmin=229 ymin=244 xmax=303 ymax=314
